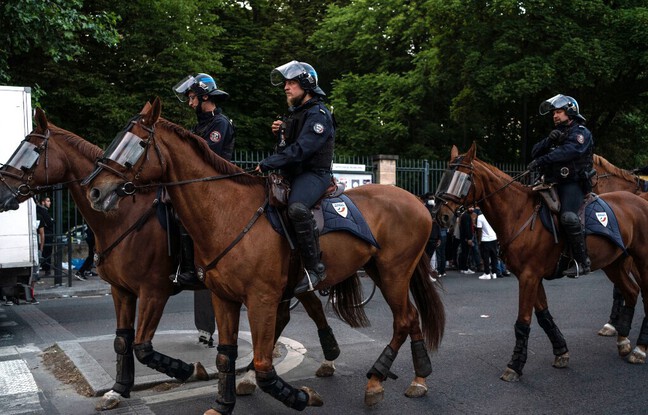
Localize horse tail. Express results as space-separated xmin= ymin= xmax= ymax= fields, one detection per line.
xmin=330 ymin=274 xmax=370 ymax=328
xmin=410 ymin=253 xmax=445 ymax=350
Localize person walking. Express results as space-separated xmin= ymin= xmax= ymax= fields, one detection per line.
xmin=475 ymin=208 xmax=500 ymax=280
xmin=255 ymin=60 xmax=335 ymax=294
xmin=75 ymin=225 xmax=96 ymax=280
xmin=36 ymin=196 xmax=54 ymax=278
xmin=458 ymin=207 xmax=475 ymax=274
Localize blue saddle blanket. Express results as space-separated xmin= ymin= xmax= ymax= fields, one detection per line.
xmin=540 ymin=195 xmax=626 ymax=254
xmin=266 ymin=194 xmax=380 ymax=248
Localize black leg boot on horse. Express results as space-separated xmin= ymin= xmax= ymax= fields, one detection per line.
xmin=288 ymin=203 xmax=326 ymax=295
xmin=561 ymin=212 xmax=591 ymax=277
xmin=169 ymin=226 xmax=206 ymax=289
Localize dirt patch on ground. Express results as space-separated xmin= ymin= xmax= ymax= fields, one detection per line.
xmin=42 ymin=344 xmax=94 ymax=397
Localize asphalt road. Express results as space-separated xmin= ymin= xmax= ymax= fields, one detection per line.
xmin=2 ymin=269 xmax=647 ymax=414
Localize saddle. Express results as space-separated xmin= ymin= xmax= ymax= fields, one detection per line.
xmin=264 ymin=174 xmax=378 ymax=249
xmin=532 ymin=186 xmax=627 ymax=279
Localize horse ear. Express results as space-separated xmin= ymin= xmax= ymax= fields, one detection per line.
xmin=450 ymin=145 xmax=459 ymax=160
xmin=142 ymin=97 xmax=162 ymax=126
xmin=34 ymin=107 xmax=48 ymax=130
xmin=465 ymin=141 xmax=477 ymax=160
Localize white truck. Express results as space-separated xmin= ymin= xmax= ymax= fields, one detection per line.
xmin=0 ymin=86 xmax=38 ymax=300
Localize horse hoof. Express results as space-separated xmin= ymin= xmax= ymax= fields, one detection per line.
xmin=315 ymin=361 xmax=335 ymax=377
xmin=301 ymin=386 xmax=324 ymax=406
xmin=364 ymin=387 xmax=385 ymax=406
xmin=95 ymin=390 xmax=121 ymax=411
xmin=617 ymin=338 xmax=632 ymax=357
xmin=627 ymin=347 xmax=646 ymax=364
xmin=598 ymin=323 xmax=617 ymax=337
xmin=552 ymin=352 xmax=569 ymax=368
xmin=404 ymin=381 xmax=428 ymax=398
xmin=190 ymin=362 xmax=209 ymax=381
xmin=236 ymin=371 xmax=257 ymax=396
xmin=500 ymin=367 xmax=520 ymax=382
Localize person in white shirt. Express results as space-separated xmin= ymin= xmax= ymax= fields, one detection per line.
xmin=475 ymin=208 xmax=499 ymax=280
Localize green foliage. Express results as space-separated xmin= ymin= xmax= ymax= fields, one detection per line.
xmin=0 ymin=0 xmax=646 ymax=166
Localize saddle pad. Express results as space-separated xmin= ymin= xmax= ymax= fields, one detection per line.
xmin=539 ymin=195 xmax=626 ymax=254
xmin=266 ymin=194 xmax=380 ymax=248
xmin=582 ymin=196 xmax=626 ymax=254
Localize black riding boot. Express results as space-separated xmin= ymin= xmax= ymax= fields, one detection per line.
xmin=563 ymin=227 xmax=591 ymax=278
xmin=288 ymin=203 xmax=326 ymax=295
xmin=169 ymin=232 xmax=205 ymax=289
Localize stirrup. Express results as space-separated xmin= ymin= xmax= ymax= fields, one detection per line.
xmin=563 ymin=261 xmax=590 ymax=278
xmin=295 ymin=269 xmax=323 ymax=295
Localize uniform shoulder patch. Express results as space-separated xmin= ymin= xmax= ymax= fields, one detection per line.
xmin=210 ymin=130 xmax=222 ymax=143
xmin=576 ymin=134 xmax=585 ymax=144
xmin=313 ymin=123 xmax=325 ymax=134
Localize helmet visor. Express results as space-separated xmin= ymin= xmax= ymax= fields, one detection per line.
xmin=270 ymin=60 xmax=303 ymax=86
xmin=5 ymin=141 xmax=40 ymax=171
xmin=172 ymin=75 xmax=197 ymax=102
xmin=539 ymin=94 xmax=569 ymax=115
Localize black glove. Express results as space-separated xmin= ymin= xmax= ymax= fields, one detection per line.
xmin=527 ymin=159 xmax=541 ymax=171
xmin=548 ymin=129 xmax=562 ymax=144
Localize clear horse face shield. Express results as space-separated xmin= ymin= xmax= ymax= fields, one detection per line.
xmin=4 ymin=141 xmax=40 ymax=171
xmin=103 ymin=127 xmax=146 ymax=169
xmin=435 ymin=170 xmax=472 ymax=201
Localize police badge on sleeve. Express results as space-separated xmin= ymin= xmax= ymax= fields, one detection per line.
xmin=313 ymin=123 xmax=325 ymax=134
xmin=210 ymin=131 xmax=222 ymax=143
xmin=576 ymin=134 xmax=585 ymax=144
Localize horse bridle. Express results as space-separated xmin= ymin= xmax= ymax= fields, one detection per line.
xmin=0 ymin=130 xmax=51 ymax=197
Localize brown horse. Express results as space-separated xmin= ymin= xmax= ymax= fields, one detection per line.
xmin=433 ymin=143 xmax=648 ymax=382
xmin=0 ymin=108 xmax=343 ymax=409
xmin=591 ymin=154 xmax=647 ymax=338
xmin=85 ymin=98 xmax=445 ymax=414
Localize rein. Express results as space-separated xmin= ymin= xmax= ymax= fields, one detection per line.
xmin=94 ymin=198 xmax=160 ymax=265
xmin=126 ymin=169 xmax=257 ymax=193
xmin=196 ymin=198 xmax=269 ymax=279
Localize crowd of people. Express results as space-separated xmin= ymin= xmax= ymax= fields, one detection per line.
xmin=423 ymin=193 xmax=510 ymax=280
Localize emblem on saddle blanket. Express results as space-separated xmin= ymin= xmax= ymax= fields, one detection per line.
xmin=266 ymin=194 xmax=380 ymax=248
xmin=539 ymin=194 xmax=626 ymax=254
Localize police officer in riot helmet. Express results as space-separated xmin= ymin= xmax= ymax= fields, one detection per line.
xmin=255 ymin=60 xmax=335 ymax=294
xmin=170 ymin=73 xmax=236 ymax=288
xmin=528 ymin=94 xmax=594 ymax=277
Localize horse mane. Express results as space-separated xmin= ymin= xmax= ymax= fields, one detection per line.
xmin=47 ymin=123 xmax=103 ymax=160
xmin=593 ymin=154 xmax=637 ymax=182
xmin=156 ymin=118 xmax=264 ymax=187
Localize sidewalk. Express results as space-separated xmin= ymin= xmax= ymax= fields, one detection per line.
xmin=33 ymin=272 xmax=112 ymax=301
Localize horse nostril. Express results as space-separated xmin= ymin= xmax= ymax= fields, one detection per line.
xmin=90 ymin=188 xmax=101 ymax=201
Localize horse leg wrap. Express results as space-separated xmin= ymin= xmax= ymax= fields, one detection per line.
xmin=366 ymin=345 xmax=399 ymax=380
xmin=411 ymin=340 xmax=432 ymax=378
xmin=609 ymin=285 xmax=624 ymax=324
xmin=535 ymin=309 xmax=568 ymax=356
xmin=615 ymin=305 xmax=635 ymax=337
xmin=636 ymin=317 xmax=648 ymax=346
xmin=318 ymin=326 xmax=340 ymax=361
xmin=212 ymin=345 xmax=238 ymax=415
xmin=256 ymin=368 xmax=308 ymax=411
xmin=133 ymin=341 xmax=193 ymax=381
xmin=113 ymin=329 xmax=135 ymax=397
xmin=507 ymin=321 xmax=530 ymax=376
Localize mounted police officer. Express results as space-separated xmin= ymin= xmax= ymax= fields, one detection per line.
xmin=528 ymin=94 xmax=594 ymax=277
xmin=170 ymin=73 xmax=235 ymax=288
xmin=255 ymin=60 xmax=335 ymax=294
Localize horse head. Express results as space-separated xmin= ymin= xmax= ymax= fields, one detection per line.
xmin=433 ymin=143 xmax=479 ymax=228
xmin=0 ymin=108 xmax=101 ymax=211
xmin=86 ymin=98 xmax=166 ymax=212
